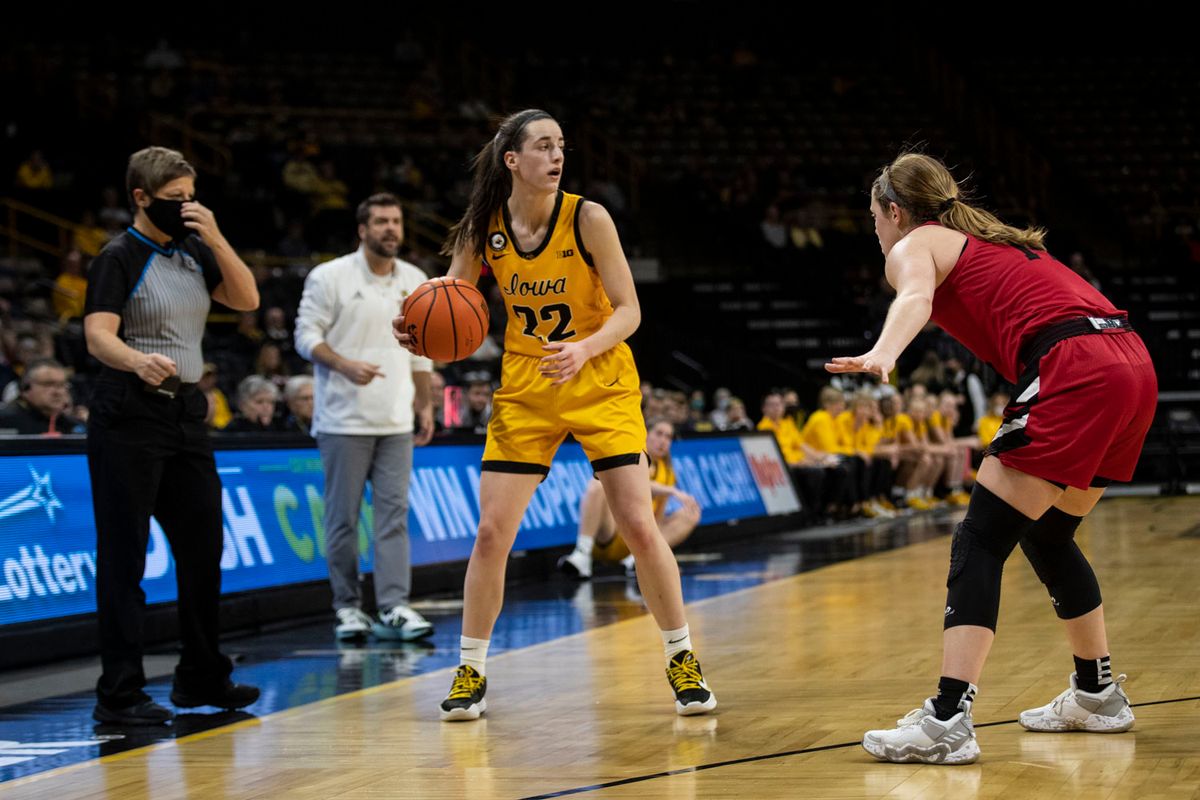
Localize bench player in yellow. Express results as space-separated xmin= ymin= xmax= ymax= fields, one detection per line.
xmin=559 ymin=417 xmax=702 ymax=579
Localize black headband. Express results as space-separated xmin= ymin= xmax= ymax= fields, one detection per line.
xmin=495 ymin=111 xmax=553 ymax=162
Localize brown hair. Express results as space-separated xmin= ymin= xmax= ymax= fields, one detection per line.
xmin=126 ymin=146 xmax=196 ymax=207
xmin=818 ymin=386 xmax=845 ymax=409
xmin=872 ymin=152 xmax=1046 ymax=249
xmin=443 ymin=109 xmax=555 ymax=258
xmin=356 ymin=192 xmax=402 ymax=226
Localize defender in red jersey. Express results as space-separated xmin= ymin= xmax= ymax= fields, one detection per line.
xmin=828 ymin=153 xmax=1155 ymax=764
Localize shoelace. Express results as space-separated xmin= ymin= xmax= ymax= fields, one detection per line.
xmin=666 ymin=657 xmax=705 ymax=693
xmin=447 ymin=668 xmax=484 ymax=700
xmin=896 ymin=706 xmax=931 ymax=727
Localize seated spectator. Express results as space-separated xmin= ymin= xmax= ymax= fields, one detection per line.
xmin=74 ymin=211 xmax=110 ymax=257
xmin=14 ymin=150 xmax=53 ymax=190
xmin=52 ymin=249 xmax=88 ymax=321
xmin=255 ymin=342 xmax=291 ymax=392
xmin=799 ymin=386 xmax=860 ymax=518
xmin=686 ymin=389 xmax=713 ymax=432
xmin=970 ymin=392 xmax=1009 ymax=476
xmin=224 ymin=376 xmax=282 ymax=432
xmin=781 ymin=387 xmax=806 ymax=430
xmin=758 ymin=390 xmax=840 ymax=524
xmin=457 ymin=370 xmax=493 ymax=434
xmin=720 ymin=397 xmax=754 ymax=431
xmin=928 ymin=390 xmax=971 ymax=505
xmin=282 ymin=375 xmax=314 ymax=435
xmin=901 ymin=395 xmax=943 ymax=510
xmin=198 ymin=362 xmax=232 ymax=430
xmin=708 ymin=386 xmax=733 ymax=429
xmin=558 ymin=418 xmax=701 ymax=579
xmin=0 ymin=358 xmax=83 ymax=435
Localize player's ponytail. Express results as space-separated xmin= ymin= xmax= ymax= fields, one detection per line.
xmin=444 ymin=109 xmax=555 ymax=258
xmin=872 ymin=152 xmax=1046 ymax=250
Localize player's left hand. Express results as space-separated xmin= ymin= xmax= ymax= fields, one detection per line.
xmin=540 ymin=341 xmax=592 ymax=386
xmin=182 ymin=201 xmax=222 ymax=245
xmin=824 ymin=350 xmax=895 ymax=383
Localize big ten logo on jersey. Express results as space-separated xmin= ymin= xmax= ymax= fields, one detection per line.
xmin=556 ymin=248 xmax=574 ymax=259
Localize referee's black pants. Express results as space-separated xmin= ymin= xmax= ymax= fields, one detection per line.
xmin=87 ymin=374 xmax=232 ymax=709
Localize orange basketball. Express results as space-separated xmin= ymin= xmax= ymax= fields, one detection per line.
xmin=401 ymin=277 xmax=490 ymax=362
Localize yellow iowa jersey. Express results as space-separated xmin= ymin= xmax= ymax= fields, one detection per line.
xmin=978 ymin=414 xmax=1003 ymax=448
xmin=930 ymin=410 xmax=954 ymax=433
xmin=483 ymin=191 xmax=611 ymax=359
xmin=651 ymin=456 xmax=676 ymax=517
xmin=802 ymin=409 xmax=853 ymax=455
xmin=837 ymin=410 xmax=882 ymax=455
xmin=758 ymin=417 xmax=805 ymax=465
xmin=882 ymin=413 xmax=914 ymax=441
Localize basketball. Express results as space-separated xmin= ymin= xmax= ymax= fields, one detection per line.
xmin=401 ymin=277 xmax=490 ymax=362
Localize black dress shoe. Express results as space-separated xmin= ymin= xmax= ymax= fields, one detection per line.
xmin=92 ymin=700 xmax=175 ymax=726
xmin=170 ymin=681 xmax=260 ymax=710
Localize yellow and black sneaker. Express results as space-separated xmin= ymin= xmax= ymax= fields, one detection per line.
xmin=440 ymin=665 xmax=487 ymax=721
xmin=666 ymin=651 xmax=717 ymax=716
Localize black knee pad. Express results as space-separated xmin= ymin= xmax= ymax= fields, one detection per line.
xmin=944 ymin=485 xmax=1034 ymax=631
xmin=1019 ymin=507 xmax=1102 ymax=619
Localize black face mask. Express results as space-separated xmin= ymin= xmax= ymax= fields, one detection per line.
xmin=143 ymin=197 xmax=191 ymax=242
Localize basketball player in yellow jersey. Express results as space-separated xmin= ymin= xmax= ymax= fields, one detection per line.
xmin=393 ymin=109 xmax=715 ymax=721
xmin=559 ymin=418 xmax=702 ymax=579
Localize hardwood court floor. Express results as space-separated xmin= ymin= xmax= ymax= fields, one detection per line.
xmin=4 ymin=497 xmax=1198 ymax=799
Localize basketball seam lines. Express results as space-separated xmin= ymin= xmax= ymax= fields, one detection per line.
xmin=452 ymin=283 xmax=486 ymax=353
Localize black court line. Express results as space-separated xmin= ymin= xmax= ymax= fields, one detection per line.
xmin=519 ymin=695 xmax=1200 ymax=799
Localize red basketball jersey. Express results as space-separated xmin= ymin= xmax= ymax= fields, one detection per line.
xmin=929 ymin=227 xmax=1122 ymax=382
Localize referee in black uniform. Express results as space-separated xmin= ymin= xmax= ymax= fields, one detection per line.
xmin=84 ymin=147 xmax=260 ymax=725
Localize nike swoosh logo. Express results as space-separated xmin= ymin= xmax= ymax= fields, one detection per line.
xmin=605 ymin=377 xmax=620 ymax=387
xmin=667 ymin=637 xmax=687 ymax=644
xmin=492 ymin=253 xmax=508 ymax=260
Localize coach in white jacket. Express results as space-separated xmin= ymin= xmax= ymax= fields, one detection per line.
xmin=295 ymin=193 xmax=435 ymax=642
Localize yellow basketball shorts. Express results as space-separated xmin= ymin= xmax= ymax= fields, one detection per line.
xmin=481 ymin=343 xmax=644 ymax=476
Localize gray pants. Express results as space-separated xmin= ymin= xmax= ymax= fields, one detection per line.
xmin=317 ymin=432 xmax=414 ymax=612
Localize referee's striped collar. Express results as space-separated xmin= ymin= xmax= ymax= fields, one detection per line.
xmin=126 ymin=226 xmax=176 ymax=256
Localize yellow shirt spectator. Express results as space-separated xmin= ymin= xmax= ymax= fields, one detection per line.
xmin=881 ymin=413 xmax=915 ymax=441
xmin=801 ymin=409 xmax=853 ymax=456
xmin=977 ymin=414 xmax=1003 ymax=448
xmin=758 ymin=416 xmax=805 ymax=466
xmin=837 ymin=410 xmax=883 ymax=455
xmin=53 ymin=274 xmax=87 ymax=320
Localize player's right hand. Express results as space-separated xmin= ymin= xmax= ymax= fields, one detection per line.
xmin=391 ymin=313 xmax=419 ymax=354
xmin=340 ymin=359 xmax=385 ymax=385
xmin=135 ymin=353 xmax=177 ymax=385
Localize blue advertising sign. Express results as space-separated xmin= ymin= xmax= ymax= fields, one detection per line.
xmin=0 ymin=434 xmax=795 ymax=628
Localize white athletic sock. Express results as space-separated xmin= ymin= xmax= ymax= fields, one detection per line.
xmin=575 ymin=534 xmax=594 ymax=554
xmin=460 ymin=636 xmax=489 ymax=676
xmin=661 ymin=625 xmax=692 ymax=663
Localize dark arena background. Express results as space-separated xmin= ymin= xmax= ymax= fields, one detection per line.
xmin=0 ymin=17 xmax=1197 ymax=800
